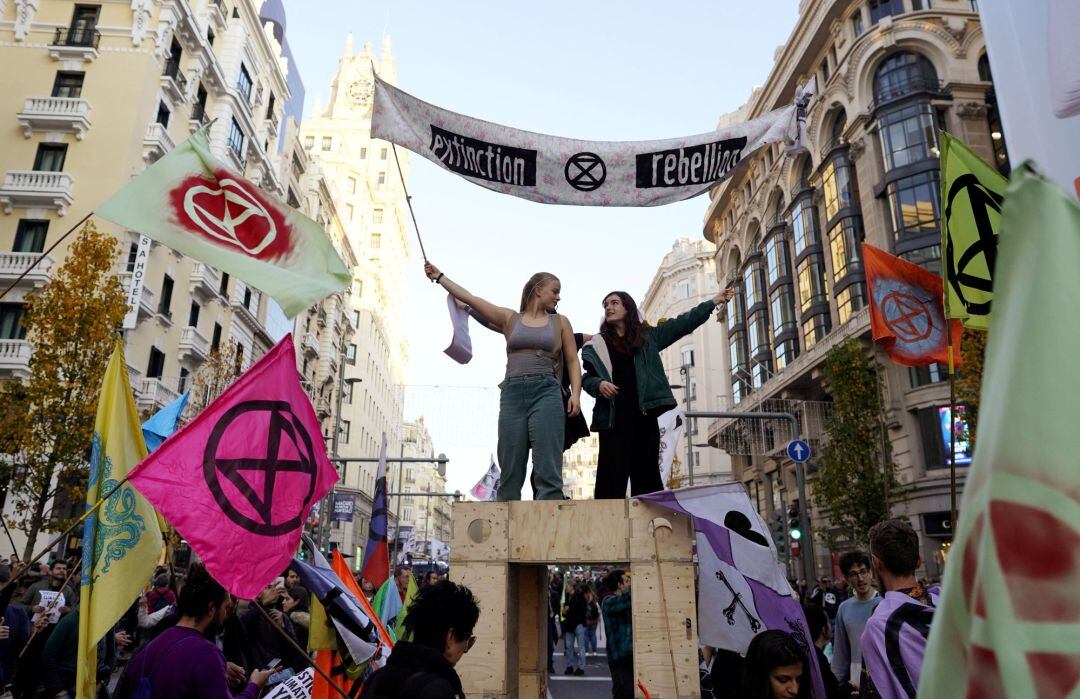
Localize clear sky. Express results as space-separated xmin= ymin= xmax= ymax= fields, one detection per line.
xmin=283 ymin=1 xmax=799 ymax=495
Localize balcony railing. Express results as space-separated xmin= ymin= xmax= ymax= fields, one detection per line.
xmin=143 ymin=122 xmax=176 ymax=163
xmin=138 ymin=377 xmax=181 ymax=412
xmin=0 ymin=171 xmax=75 ymax=216
xmin=0 ymin=340 xmax=32 ymax=379
xmin=0 ymin=252 xmax=55 ymax=288
xmin=871 ymin=77 xmax=949 ymax=113
xmin=302 ymin=332 xmax=320 ymax=357
xmin=162 ymin=58 xmax=189 ymax=100
xmin=17 ymin=96 xmax=92 ymax=140
xmin=189 ymin=262 xmax=220 ymax=302
xmin=53 ymin=26 xmax=100 ymax=49
xmin=178 ymin=326 xmax=210 ymax=363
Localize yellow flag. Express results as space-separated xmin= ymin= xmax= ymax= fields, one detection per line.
xmin=394 ymin=573 xmax=420 ymax=640
xmin=940 ymin=131 xmax=1008 ymax=331
xmin=76 ymin=340 xmax=163 ymax=699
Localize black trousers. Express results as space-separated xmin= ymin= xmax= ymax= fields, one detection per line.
xmin=610 ymin=660 xmax=635 ymax=699
xmin=594 ymin=411 xmax=662 ymax=499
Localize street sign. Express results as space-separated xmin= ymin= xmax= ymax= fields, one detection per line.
xmin=787 ymin=439 xmax=811 ymax=463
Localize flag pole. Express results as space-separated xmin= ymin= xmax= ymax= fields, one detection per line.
xmin=18 ymin=560 xmax=82 ymax=657
xmin=391 ymin=143 xmax=428 ymax=261
xmin=252 ymin=601 xmax=351 ymax=699
xmin=0 ymin=211 xmax=93 ymax=302
xmin=948 ymin=341 xmax=958 ymax=530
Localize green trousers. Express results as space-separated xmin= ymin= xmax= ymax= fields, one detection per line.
xmin=497 ymin=374 xmax=565 ymax=501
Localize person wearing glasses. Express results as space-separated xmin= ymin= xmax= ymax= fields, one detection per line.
xmin=360 ymin=579 xmax=480 ymax=699
xmin=830 ymin=550 xmax=881 ymax=692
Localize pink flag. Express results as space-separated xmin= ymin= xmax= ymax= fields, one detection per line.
xmin=128 ymin=336 xmax=338 ymax=598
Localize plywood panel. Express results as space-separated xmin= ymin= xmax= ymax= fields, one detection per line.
xmin=628 ymin=498 xmax=695 ymax=564
xmin=516 ymin=566 xmax=546 ymax=677
xmin=508 ymin=500 xmax=629 ymax=563
xmin=631 ymin=561 xmax=700 ymax=699
xmin=452 ymin=561 xmax=509 ymax=698
xmin=451 ymin=501 xmax=509 ymax=563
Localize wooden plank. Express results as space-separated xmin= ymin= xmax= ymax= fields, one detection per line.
xmin=628 ymin=498 xmax=694 ymax=564
xmin=631 ymin=561 xmax=700 ymax=699
xmin=508 ymin=500 xmax=629 ymax=563
xmin=451 ymin=501 xmax=509 ymax=563
xmin=452 ymin=561 xmax=509 ymax=698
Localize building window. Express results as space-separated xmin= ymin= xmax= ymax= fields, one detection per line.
xmin=237 ymin=64 xmax=253 ymax=101
xmin=146 ymin=347 xmax=166 ymax=379
xmin=370 ymin=232 xmax=381 ymax=248
xmin=796 ymin=255 xmax=829 ymax=313
xmin=675 ymin=279 xmax=690 ymax=300
xmin=774 ymin=338 xmax=798 ymax=371
xmin=343 ymin=382 xmax=354 ymax=404
xmin=158 ymin=275 xmax=174 ymax=318
xmin=742 ymin=257 xmax=766 ymax=310
xmin=681 ymin=347 xmax=694 ymax=368
xmin=828 ymin=218 xmax=864 ymax=283
xmin=211 ymin=322 xmax=222 ymax=353
xmin=340 ymin=420 xmax=351 ymax=444
xmin=353 ymin=281 xmax=363 ymax=299
xmin=360 ymin=147 xmax=367 ymax=159
xmin=346 ymin=343 xmax=357 ymax=364
xmin=348 ymin=177 xmax=357 ymax=193
xmin=970 ymin=0 xmax=978 ymax=10
xmin=52 ymin=71 xmax=84 ymax=98
xmin=878 ymin=102 xmax=939 ymax=171
xmin=821 ymin=157 xmax=856 ymax=223
xmin=789 ymin=197 xmax=819 ymax=255
xmin=769 ymin=287 xmax=797 ymax=338
xmin=234 ymin=344 xmax=244 ymax=373
xmin=34 ymin=144 xmax=67 ymax=172
xmin=219 ymin=271 xmax=230 ymax=297
xmin=978 ymin=54 xmax=1011 ymax=174
xmin=377 ymin=172 xmax=387 ymax=186
xmin=873 ymin=51 xmax=938 ymax=105
xmin=346 ymin=204 xmax=354 ymax=221
xmin=909 ymin=363 xmax=947 ymax=388
xmin=0 ymin=304 xmax=26 ymax=340
xmin=67 ymin=5 xmax=99 ymax=45
xmin=207 ymin=27 xmax=215 ymax=46
xmin=265 ymin=93 xmax=275 ymax=120
xmin=352 ymin=309 xmax=361 ymax=325
xmin=801 ymin=314 xmax=831 ymax=351
xmin=868 ymin=0 xmax=904 ymax=26
xmin=765 ymin=235 xmax=791 ymax=286
xmin=304 ymin=135 xmax=314 ymax=149
xmin=227 ymin=118 xmax=244 ymax=158
xmin=156 ymin=102 xmax=170 ymax=128
xmin=14 ymin=220 xmax=48 ymax=253
xmin=836 ymin=284 xmax=866 ymax=324
xmin=179 ymin=367 xmax=190 ymax=392
xmin=748 ymin=312 xmax=770 ymax=359
xmin=888 ymin=170 xmax=941 ymax=237
xmin=380 ymin=147 xmax=388 ymax=160
xmin=911 ymin=0 xmax=931 ymax=9
xmin=321 ymin=136 xmax=332 ymax=151
xmin=852 ymin=11 xmax=865 ymax=37
xmin=373 ymin=208 xmax=384 ymax=224
xmin=188 ymin=301 xmax=200 ymax=328
xmin=243 ymin=285 xmax=253 ymax=310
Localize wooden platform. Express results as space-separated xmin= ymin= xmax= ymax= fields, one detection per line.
xmin=450 ymin=499 xmax=700 ymax=699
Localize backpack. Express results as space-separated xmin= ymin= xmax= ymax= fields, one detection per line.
xmin=360 ymin=670 xmax=454 ymax=699
xmin=128 ymin=634 xmax=197 ymax=699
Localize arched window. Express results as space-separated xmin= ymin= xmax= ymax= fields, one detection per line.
xmin=874 ymin=52 xmax=939 ymax=104
xmin=831 ymin=111 xmax=848 ymax=147
xmin=977 ymin=53 xmax=992 ymax=82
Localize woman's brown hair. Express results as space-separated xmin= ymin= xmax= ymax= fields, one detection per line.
xmin=600 ymin=291 xmax=647 ymax=352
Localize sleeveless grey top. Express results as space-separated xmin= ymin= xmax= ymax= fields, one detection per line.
xmin=505 ymin=314 xmax=560 ymax=379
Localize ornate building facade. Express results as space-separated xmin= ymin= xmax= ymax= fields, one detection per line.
xmin=562 ymin=433 xmax=599 ymax=500
xmin=640 ymin=237 xmax=733 ymax=486
xmin=703 ymin=0 xmax=1004 ymax=578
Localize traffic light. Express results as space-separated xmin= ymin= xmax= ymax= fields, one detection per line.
xmin=770 ymin=510 xmax=789 ymax=561
xmin=787 ymin=503 xmax=802 ymax=542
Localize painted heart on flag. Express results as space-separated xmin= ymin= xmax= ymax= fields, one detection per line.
xmin=170 ymin=171 xmax=294 ymax=261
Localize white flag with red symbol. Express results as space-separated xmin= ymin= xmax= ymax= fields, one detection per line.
xmin=96 ymin=126 xmax=350 ymax=317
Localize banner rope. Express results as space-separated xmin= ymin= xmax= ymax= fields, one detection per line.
xmin=0 ymin=211 xmax=93 ymax=302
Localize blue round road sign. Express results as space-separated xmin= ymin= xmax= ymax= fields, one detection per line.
xmin=787 ymin=439 xmax=811 ymax=463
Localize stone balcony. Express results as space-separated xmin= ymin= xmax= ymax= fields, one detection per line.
xmin=178 ymin=325 xmax=209 ymax=364
xmin=137 ymin=377 xmax=181 ymax=413
xmin=0 ymin=171 xmax=74 ymax=216
xmin=0 ymin=340 xmax=32 ymax=379
xmin=161 ymin=58 xmax=189 ymax=104
xmin=49 ymin=26 xmax=100 ymax=63
xmin=0 ymin=252 xmax=55 ymax=290
xmin=17 ymin=97 xmax=92 ymax=140
xmin=189 ymin=262 xmax=220 ymax=303
xmin=120 ymin=272 xmax=156 ymax=320
xmin=143 ymin=123 xmax=176 ymax=164
xmin=302 ymin=331 xmax=320 ymax=357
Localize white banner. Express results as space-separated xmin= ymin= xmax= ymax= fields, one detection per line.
xmin=657 ymin=408 xmax=685 ymax=488
xmin=470 ymin=457 xmax=500 ymax=501
xmin=122 ymin=234 xmax=151 ymax=329
xmin=372 ymin=75 xmax=813 ymax=207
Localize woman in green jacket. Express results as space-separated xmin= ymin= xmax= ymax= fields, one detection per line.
xmin=582 ymin=288 xmax=732 ymax=498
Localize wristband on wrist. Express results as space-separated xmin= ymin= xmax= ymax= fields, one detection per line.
xmin=435 ymin=272 xmax=444 ymax=284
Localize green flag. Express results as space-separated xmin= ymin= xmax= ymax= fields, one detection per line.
xmin=394 ymin=573 xmax=420 ymax=640
xmin=940 ymin=131 xmax=1008 ymax=331
xmin=920 ymin=170 xmax=1080 ymax=697
xmin=96 ymin=126 xmax=350 ymax=317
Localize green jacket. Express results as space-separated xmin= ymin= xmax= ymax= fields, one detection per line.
xmin=581 ymin=300 xmax=717 ymax=431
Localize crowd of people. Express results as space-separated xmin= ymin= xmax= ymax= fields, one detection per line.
xmin=0 ymin=553 xmax=454 ymax=698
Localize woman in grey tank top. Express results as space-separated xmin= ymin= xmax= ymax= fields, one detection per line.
xmin=424 ymin=261 xmax=582 ymax=501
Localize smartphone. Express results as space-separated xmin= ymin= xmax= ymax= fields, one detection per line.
xmin=265 ymin=658 xmax=282 ymax=670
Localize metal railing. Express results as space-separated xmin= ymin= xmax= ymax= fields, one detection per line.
xmin=871 ymin=77 xmax=948 ymax=112
xmin=53 ymin=26 xmax=100 ymax=48
xmin=163 ymin=58 xmax=188 ymax=94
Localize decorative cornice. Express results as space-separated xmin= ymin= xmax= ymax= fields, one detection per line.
xmin=955 ymin=101 xmax=988 ymax=120
xmin=847 ymin=138 xmax=866 ymax=162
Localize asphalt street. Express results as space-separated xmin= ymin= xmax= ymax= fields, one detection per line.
xmin=549 ymin=651 xmax=613 ymax=699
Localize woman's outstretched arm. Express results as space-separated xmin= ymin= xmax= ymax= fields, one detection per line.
xmin=560 ymin=316 xmax=582 ymax=417
xmin=425 ymin=261 xmax=515 ymax=333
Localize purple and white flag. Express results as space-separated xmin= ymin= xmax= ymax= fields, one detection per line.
xmin=638 ymin=484 xmax=825 ymax=699
xmin=470 ymin=456 xmax=500 ymax=501
xmin=372 ymin=75 xmax=814 ymax=207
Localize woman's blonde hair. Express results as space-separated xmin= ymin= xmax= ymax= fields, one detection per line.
xmin=519 ymin=272 xmax=559 ymax=312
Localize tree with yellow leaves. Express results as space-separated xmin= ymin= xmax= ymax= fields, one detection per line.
xmin=1 ymin=222 xmax=127 ymax=558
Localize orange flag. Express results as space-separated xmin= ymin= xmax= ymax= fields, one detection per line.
xmin=863 ymin=243 xmax=962 ymax=367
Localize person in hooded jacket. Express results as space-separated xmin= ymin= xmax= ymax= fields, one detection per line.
xmin=360 ymin=579 xmax=480 ymax=699
xmin=582 ymin=288 xmax=733 ymax=498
